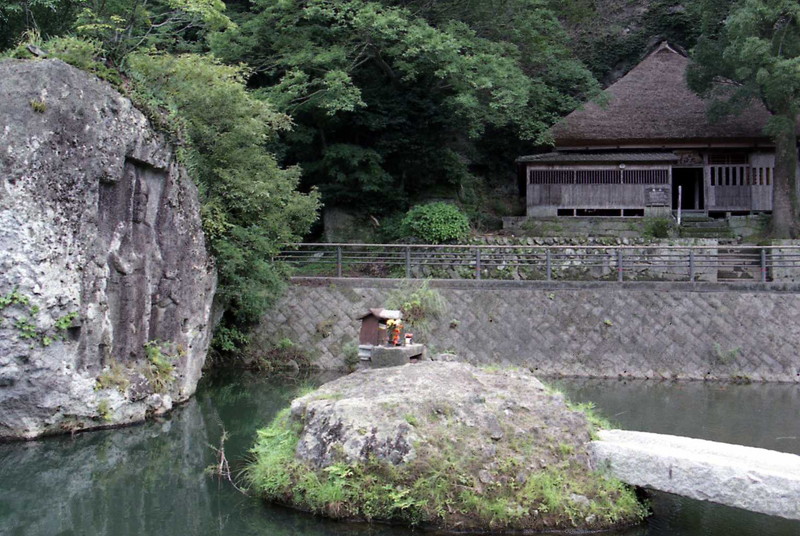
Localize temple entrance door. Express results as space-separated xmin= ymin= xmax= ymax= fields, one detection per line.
xmin=672 ymin=168 xmax=705 ymax=211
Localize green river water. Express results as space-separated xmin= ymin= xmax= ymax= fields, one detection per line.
xmin=1 ymin=371 xmax=799 ymax=536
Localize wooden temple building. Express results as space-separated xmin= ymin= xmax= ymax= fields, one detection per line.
xmin=518 ymin=42 xmax=800 ymax=218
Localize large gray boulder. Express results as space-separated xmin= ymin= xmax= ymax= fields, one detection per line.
xmin=0 ymin=59 xmax=216 ymax=439
xmin=251 ymin=362 xmax=646 ymax=532
xmin=289 ymin=362 xmax=555 ymax=469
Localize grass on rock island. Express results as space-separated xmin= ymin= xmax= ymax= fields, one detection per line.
xmin=246 ymin=368 xmax=647 ymax=533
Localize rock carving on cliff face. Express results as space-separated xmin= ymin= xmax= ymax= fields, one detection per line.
xmin=0 ymin=58 xmax=216 ymax=440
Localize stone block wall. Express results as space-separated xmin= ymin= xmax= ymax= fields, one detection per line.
xmin=401 ymin=238 xmax=718 ymax=282
xmin=258 ymin=278 xmax=800 ymax=382
xmin=502 ymin=216 xmax=667 ymax=238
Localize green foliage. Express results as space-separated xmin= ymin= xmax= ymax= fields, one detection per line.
xmin=386 ymin=279 xmax=447 ymax=336
xmin=247 ymin=409 xmax=302 ymax=495
xmin=0 ymin=288 xmax=78 ymax=347
xmin=689 ymin=0 xmax=800 ymax=116
xmin=248 ymin=337 xmax=314 ymax=374
xmin=247 ymin=403 xmax=646 ymax=531
xmin=217 ymin=0 xmax=581 ymax=137
xmin=96 ymin=360 xmax=130 ymax=393
xmin=277 ymin=337 xmax=295 ymax=351
xmin=403 ymin=413 xmax=419 ymax=427
xmin=125 ymin=53 xmax=320 ymax=344
xmin=712 ymin=342 xmax=742 ymax=365
xmin=211 ymin=325 xmax=249 ymax=355
xmin=544 ymin=384 xmax=615 ymax=438
xmin=0 ymin=0 xmax=80 ymax=50
xmin=47 ymin=35 xmax=118 ymax=76
xmin=96 ymin=398 xmax=113 ymax=422
xmin=14 ymin=316 xmax=39 ymax=340
xmin=343 ymin=342 xmax=360 ymax=372
xmin=29 ymin=98 xmax=46 ymax=112
xmin=688 ymin=0 xmax=800 ymax=237
xmin=400 ymin=202 xmax=470 ymax=244
xmin=641 ymin=217 xmax=673 ymax=239
xmin=72 ymin=0 xmax=231 ymax=60
xmin=212 ymin=0 xmax=598 ymax=212
xmin=0 ymin=288 xmax=29 ymax=309
xmin=3 ymin=31 xmax=122 ymax=83
xmin=143 ymin=340 xmax=180 ymax=393
xmin=556 ymin=0 xmax=702 ymax=84
xmin=54 ymin=312 xmax=78 ymax=331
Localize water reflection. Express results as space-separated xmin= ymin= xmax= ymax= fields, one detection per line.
xmin=554 ymin=378 xmax=800 ymax=536
xmin=0 ymin=371 xmax=411 ymax=536
xmin=553 ymin=379 xmax=800 ymax=452
xmin=0 ymin=402 xmax=215 ymax=536
xmin=0 ymin=373 xmax=799 ymax=536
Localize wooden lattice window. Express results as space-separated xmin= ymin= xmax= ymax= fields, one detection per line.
xmin=622 ymin=169 xmax=669 ymax=184
xmin=528 ymin=169 xmax=574 ymax=184
xmin=575 ymin=169 xmax=621 ymax=184
xmin=710 ymin=165 xmax=752 ymax=186
xmin=708 ymin=152 xmax=748 ymax=165
xmin=752 ymin=167 xmax=772 ymax=186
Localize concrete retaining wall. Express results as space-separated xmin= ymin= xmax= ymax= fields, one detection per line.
xmin=256 ymin=278 xmax=800 ymax=382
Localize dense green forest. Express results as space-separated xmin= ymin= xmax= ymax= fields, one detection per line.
xmin=2 ymin=0 xmax=797 ymax=353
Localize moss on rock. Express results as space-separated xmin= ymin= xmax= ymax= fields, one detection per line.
xmin=247 ymin=362 xmax=647 ymax=532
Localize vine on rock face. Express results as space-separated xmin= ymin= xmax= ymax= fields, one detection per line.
xmin=95 ymin=360 xmax=131 ymax=393
xmin=124 ymin=53 xmax=320 ymax=360
xmin=143 ymin=340 xmax=185 ymax=393
xmin=0 ymin=288 xmax=78 ymax=348
xmin=3 ymin=11 xmax=320 ymax=364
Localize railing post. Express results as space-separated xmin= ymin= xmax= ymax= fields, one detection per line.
xmin=546 ymin=249 xmax=552 ymax=281
xmin=405 ymin=246 xmax=411 ymax=279
xmin=336 ymin=246 xmax=342 ymax=278
xmin=761 ymin=249 xmax=767 ymax=283
xmin=475 ymin=248 xmax=482 ymax=280
xmin=689 ymin=250 xmax=695 ymax=282
xmin=617 ymin=249 xmax=624 ymax=282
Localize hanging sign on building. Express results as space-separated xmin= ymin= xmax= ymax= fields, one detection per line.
xmin=646 ymin=187 xmax=670 ymax=207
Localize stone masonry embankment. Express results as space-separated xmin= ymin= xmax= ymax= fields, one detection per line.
xmin=258 ymin=279 xmax=800 ymax=382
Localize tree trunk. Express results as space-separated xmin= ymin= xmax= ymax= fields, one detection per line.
xmin=769 ymin=115 xmax=800 ymax=238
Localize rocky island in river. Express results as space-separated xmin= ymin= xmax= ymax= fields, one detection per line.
xmin=248 ymin=362 xmax=646 ymax=532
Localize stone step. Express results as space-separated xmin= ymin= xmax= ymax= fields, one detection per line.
xmin=718 ymin=249 xmax=763 ymax=262
xmin=679 ymin=229 xmax=731 ymax=238
xmin=680 ymin=215 xmax=716 ymax=222
xmin=590 ymin=430 xmax=800 ymax=521
xmin=716 ymin=247 xmax=763 ymax=279
xmin=717 ymin=270 xmax=758 ymax=280
xmin=682 ymin=220 xmax=729 ymax=229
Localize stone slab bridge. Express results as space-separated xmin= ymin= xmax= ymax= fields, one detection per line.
xmin=590 ymin=430 xmax=800 ymax=520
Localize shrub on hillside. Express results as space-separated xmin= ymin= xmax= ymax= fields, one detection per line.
xmin=400 ymin=203 xmax=470 ymax=244
xmin=642 ymin=217 xmax=672 ymax=239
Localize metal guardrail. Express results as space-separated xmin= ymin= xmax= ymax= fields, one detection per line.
xmin=277 ymin=243 xmax=800 ymax=283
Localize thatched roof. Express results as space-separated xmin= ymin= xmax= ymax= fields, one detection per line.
xmin=550 ymin=43 xmax=779 ymax=147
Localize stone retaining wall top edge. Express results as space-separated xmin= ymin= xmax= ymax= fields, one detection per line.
xmin=290 ymin=277 xmax=800 ymax=294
